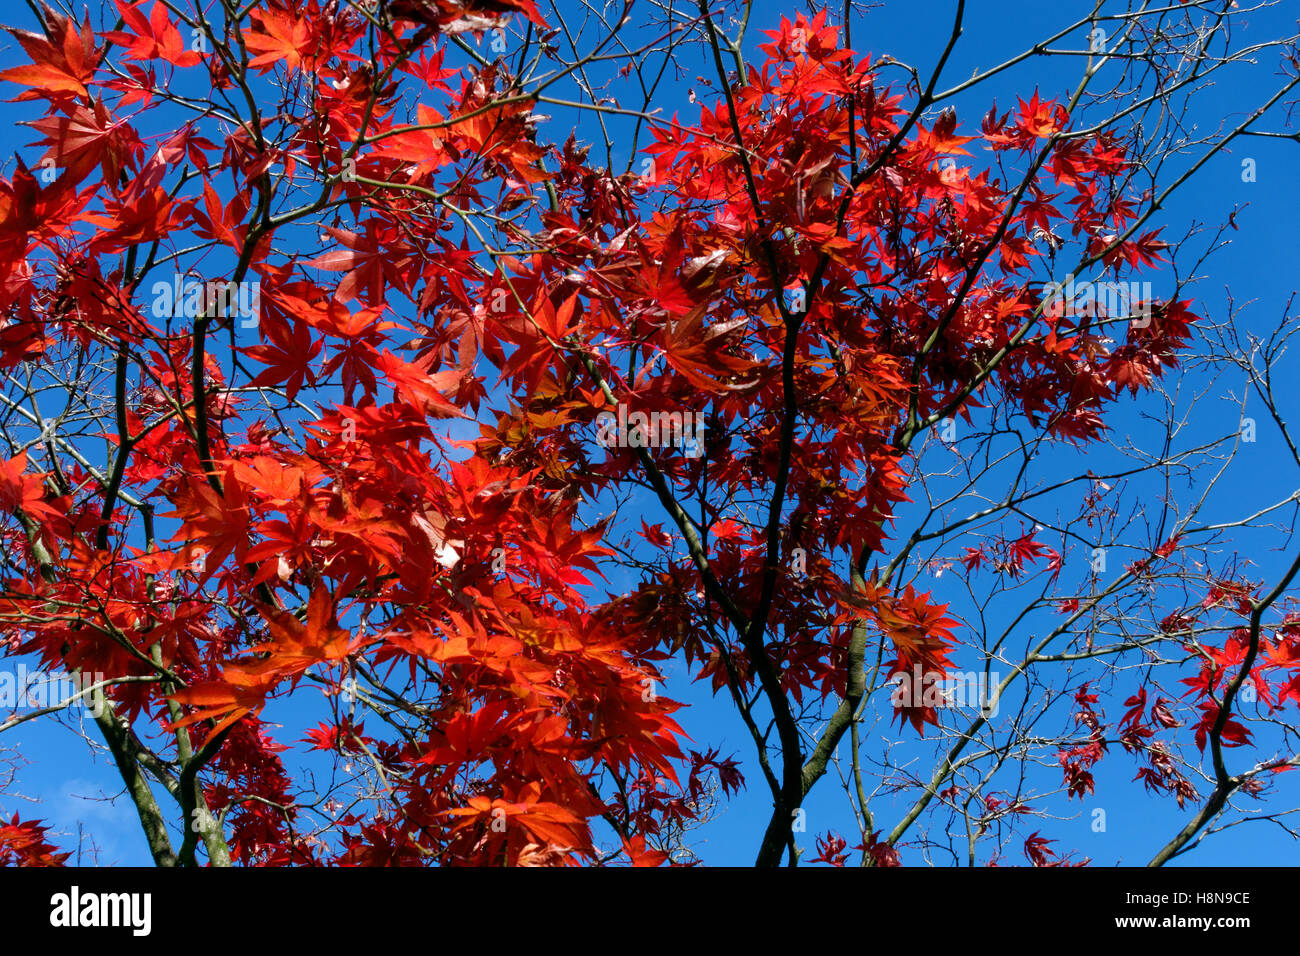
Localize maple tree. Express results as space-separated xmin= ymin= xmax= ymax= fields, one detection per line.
xmin=0 ymin=0 xmax=1298 ymax=868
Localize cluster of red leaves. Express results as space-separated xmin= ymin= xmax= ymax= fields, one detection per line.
xmin=1020 ymin=832 xmax=1086 ymax=867
xmin=0 ymin=814 xmax=70 ymax=866
xmin=1119 ymin=687 xmax=1197 ymax=808
xmin=1058 ymin=683 xmax=1106 ymax=800
xmin=590 ymin=9 xmax=1198 ymax=748
xmin=808 ymin=829 xmax=900 ymax=867
xmin=959 ymin=530 xmax=1061 ymax=581
xmin=0 ymin=1 xmax=701 ymax=867
xmin=1054 ymin=571 xmax=1298 ymax=811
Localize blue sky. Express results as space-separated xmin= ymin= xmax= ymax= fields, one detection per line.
xmin=1 ymin=0 xmax=1298 ymax=866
